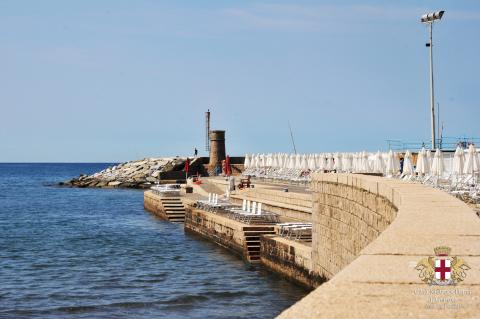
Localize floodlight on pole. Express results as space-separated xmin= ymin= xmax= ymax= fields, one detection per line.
xmin=421 ymin=10 xmax=444 ymax=149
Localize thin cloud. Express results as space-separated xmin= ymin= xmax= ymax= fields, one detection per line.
xmin=222 ymin=4 xmax=480 ymax=31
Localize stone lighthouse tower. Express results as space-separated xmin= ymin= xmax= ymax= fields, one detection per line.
xmin=208 ymin=130 xmax=226 ymax=173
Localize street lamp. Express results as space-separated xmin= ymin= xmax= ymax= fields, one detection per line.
xmin=421 ymin=10 xmax=445 ymax=149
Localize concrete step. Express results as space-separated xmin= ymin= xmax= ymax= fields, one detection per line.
xmin=165 ymin=211 xmax=185 ymax=215
xmin=243 ymin=231 xmax=275 ymax=237
xmin=243 ymin=227 xmax=275 ymax=232
xmin=167 ymin=215 xmax=186 ymax=219
xmin=167 ymin=213 xmax=184 ymax=216
xmin=165 ymin=208 xmax=186 ymax=211
xmin=246 ymin=243 xmax=260 ymax=247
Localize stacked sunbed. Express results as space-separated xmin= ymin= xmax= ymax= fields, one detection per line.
xmin=226 ymin=199 xmax=279 ymax=224
xmin=276 ymin=222 xmax=313 ymax=242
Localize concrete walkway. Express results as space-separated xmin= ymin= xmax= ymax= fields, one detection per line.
xmin=278 ymin=174 xmax=480 ymax=319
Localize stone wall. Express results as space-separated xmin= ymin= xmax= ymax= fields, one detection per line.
xmin=278 ymin=173 xmax=480 ymax=319
xmin=260 ymin=235 xmax=324 ymax=288
xmin=144 ymin=190 xmax=168 ymax=220
xmin=184 ymin=207 xmax=245 ymax=256
xmin=311 ymin=174 xmax=398 ymax=278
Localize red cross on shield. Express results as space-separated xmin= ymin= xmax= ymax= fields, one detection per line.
xmin=435 ymin=258 xmax=451 ymax=281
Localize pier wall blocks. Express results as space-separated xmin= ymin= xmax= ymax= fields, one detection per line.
xmin=184 ymin=207 xmax=245 ymax=256
xmin=310 ymin=174 xmax=398 ymax=279
xmin=144 ymin=190 xmax=169 ymax=220
xmin=231 ymin=188 xmax=312 ymax=221
xmin=278 ymin=173 xmax=480 ymax=319
xmin=260 ymin=235 xmax=325 ymax=289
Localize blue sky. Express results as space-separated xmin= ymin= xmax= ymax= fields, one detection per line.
xmin=1 ymin=1 xmax=479 ymax=162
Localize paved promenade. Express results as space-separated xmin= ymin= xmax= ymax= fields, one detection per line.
xmin=278 ymin=173 xmax=480 ymax=318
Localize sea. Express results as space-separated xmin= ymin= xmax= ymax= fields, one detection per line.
xmin=0 ymin=163 xmax=308 ymax=319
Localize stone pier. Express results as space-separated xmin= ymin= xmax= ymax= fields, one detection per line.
xmin=278 ymin=173 xmax=480 ymax=319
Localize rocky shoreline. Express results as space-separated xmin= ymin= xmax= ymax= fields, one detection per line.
xmin=60 ymin=157 xmax=191 ymax=189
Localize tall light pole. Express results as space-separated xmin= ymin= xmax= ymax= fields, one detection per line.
xmin=421 ymin=10 xmax=445 ymax=149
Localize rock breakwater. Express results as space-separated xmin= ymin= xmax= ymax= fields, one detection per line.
xmin=60 ymin=157 xmax=194 ymax=188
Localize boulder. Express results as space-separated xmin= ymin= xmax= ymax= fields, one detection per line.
xmin=108 ymin=181 xmax=122 ymax=187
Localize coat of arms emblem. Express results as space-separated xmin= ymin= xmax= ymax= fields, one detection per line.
xmin=415 ymin=246 xmax=470 ymax=286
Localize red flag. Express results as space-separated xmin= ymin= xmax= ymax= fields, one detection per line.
xmin=225 ymin=155 xmax=231 ymax=176
xmin=184 ymin=158 xmax=190 ymax=175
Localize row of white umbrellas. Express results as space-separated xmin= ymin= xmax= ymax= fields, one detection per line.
xmin=244 ymin=151 xmax=401 ymax=176
xmin=244 ymin=144 xmax=480 ymax=177
xmin=409 ymin=144 xmax=480 ymax=176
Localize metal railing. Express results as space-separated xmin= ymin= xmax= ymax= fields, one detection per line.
xmin=387 ymin=137 xmax=480 ymax=152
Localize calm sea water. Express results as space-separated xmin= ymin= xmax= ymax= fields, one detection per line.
xmin=0 ymin=163 xmax=308 ymax=319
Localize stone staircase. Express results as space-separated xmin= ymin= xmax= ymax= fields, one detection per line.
xmin=160 ymin=197 xmax=186 ymax=222
xmin=243 ymin=226 xmax=276 ymax=263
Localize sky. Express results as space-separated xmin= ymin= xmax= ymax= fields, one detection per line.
xmin=0 ymin=0 xmax=479 ymax=162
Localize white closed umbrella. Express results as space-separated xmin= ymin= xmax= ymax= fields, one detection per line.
xmin=464 ymin=144 xmax=480 ymax=175
xmin=431 ymin=148 xmax=445 ymax=176
xmin=326 ymin=154 xmax=334 ymax=171
xmin=265 ymin=154 xmax=272 ymax=167
xmin=334 ymin=153 xmax=343 ymax=172
xmin=273 ymin=154 xmax=279 ymax=169
xmin=308 ymin=155 xmax=316 ymax=170
xmin=295 ymin=154 xmax=302 ymax=169
xmin=244 ymin=154 xmax=251 ymax=169
xmin=319 ymin=154 xmax=327 ymax=171
xmin=415 ymin=148 xmax=429 ymax=175
xmin=278 ymin=153 xmax=283 ymax=168
xmin=272 ymin=154 xmax=279 ymax=168
xmin=373 ymin=151 xmax=385 ymax=174
xmin=452 ymin=146 xmax=465 ymax=175
xmin=352 ymin=153 xmax=359 ymax=172
xmin=281 ymin=153 xmax=286 ymax=169
xmin=288 ymin=154 xmax=296 ymax=169
xmin=294 ymin=155 xmax=302 ymax=170
xmin=350 ymin=153 xmax=355 ymax=172
xmin=300 ymin=154 xmax=308 ymax=171
xmin=343 ymin=153 xmax=352 ymax=173
xmin=282 ymin=154 xmax=288 ymax=169
xmin=362 ymin=151 xmax=370 ymax=173
xmin=354 ymin=152 xmax=362 ymax=172
xmin=252 ymin=154 xmax=260 ymax=168
xmin=402 ymin=150 xmax=414 ymax=176
xmin=426 ymin=149 xmax=432 ymax=173
xmin=314 ymin=154 xmax=321 ymax=171
xmin=282 ymin=153 xmax=288 ymax=168
xmin=385 ymin=150 xmax=398 ymax=176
